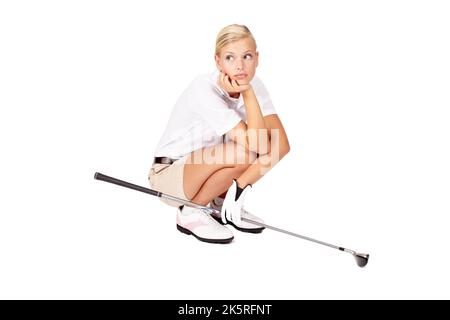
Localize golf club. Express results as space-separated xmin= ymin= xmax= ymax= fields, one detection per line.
xmin=94 ymin=172 xmax=369 ymax=268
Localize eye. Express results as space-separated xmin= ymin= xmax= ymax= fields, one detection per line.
xmin=226 ymin=55 xmax=234 ymax=61
xmin=244 ymin=53 xmax=253 ymax=59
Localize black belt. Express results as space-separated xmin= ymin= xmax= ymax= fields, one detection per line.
xmin=153 ymin=156 xmax=178 ymax=165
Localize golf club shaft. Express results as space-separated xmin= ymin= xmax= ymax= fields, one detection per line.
xmin=94 ymin=172 xmax=352 ymax=253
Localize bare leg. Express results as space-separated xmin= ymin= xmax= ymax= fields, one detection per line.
xmin=190 ymin=166 xmax=247 ymax=206
xmin=183 ymin=141 xmax=256 ymax=201
xmin=236 ymin=151 xmax=285 ymax=187
xmin=217 ymin=191 xmax=227 ymax=199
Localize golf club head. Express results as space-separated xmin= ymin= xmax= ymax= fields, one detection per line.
xmin=354 ymin=253 xmax=369 ymax=268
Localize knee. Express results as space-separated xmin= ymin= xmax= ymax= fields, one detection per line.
xmin=232 ymin=143 xmax=257 ymax=168
xmin=221 ymin=141 xmax=257 ymax=168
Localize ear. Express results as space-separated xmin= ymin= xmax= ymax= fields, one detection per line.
xmin=255 ymin=51 xmax=259 ymax=68
xmin=214 ymin=54 xmax=221 ymax=71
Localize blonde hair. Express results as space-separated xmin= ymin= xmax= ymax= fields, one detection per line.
xmin=215 ymin=24 xmax=257 ymax=56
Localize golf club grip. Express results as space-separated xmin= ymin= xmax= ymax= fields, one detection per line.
xmin=94 ymin=172 xmax=162 ymax=197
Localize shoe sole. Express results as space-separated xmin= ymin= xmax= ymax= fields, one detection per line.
xmin=211 ymin=215 xmax=265 ymax=234
xmin=176 ymin=224 xmax=234 ymax=244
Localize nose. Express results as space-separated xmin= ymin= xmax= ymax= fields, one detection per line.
xmin=236 ymin=59 xmax=244 ymax=71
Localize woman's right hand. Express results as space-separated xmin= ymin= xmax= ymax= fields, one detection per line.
xmin=217 ymin=71 xmax=251 ymax=95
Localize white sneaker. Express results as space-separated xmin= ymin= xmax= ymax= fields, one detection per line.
xmin=176 ymin=205 xmax=234 ymax=244
xmin=210 ymin=186 xmax=265 ymax=234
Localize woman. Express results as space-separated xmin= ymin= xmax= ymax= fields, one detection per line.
xmin=148 ymin=24 xmax=290 ymax=244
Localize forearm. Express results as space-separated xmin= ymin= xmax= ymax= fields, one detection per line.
xmin=237 ymin=143 xmax=290 ymax=187
xmin=242 ymin=86 xmax=266 ymax=130
xmin=242 ymin=86 xmax=270 ymax=154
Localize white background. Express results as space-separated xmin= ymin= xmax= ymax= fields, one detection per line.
xmin=1 ymin=0 xmax=449 ymax=299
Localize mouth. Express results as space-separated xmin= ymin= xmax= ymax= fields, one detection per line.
xmin=234 ymin=73 xmax=248 ymax=79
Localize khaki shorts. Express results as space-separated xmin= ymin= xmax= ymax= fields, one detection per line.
xmin=148 ymin=155 xmax=191 ymax=207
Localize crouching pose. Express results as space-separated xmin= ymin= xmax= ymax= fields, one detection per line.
xmin=148 ymin=24 xmax=290 ymax=244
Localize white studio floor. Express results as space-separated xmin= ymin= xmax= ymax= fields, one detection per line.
xmin=1 ymin=0 xmax=449 ymax=299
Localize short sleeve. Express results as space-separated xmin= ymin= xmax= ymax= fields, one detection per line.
xmin=189 ymin=77 xmax=242 ymax=136
xmin=252 ymin=76 xmax=277 ymax=117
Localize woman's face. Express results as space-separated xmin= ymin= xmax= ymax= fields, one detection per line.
xmin=215 ymin=37 xmax=259 ymax=84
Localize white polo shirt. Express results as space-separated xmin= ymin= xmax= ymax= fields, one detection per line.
xmin=153 ymin=69 xmax=277 ymax=159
